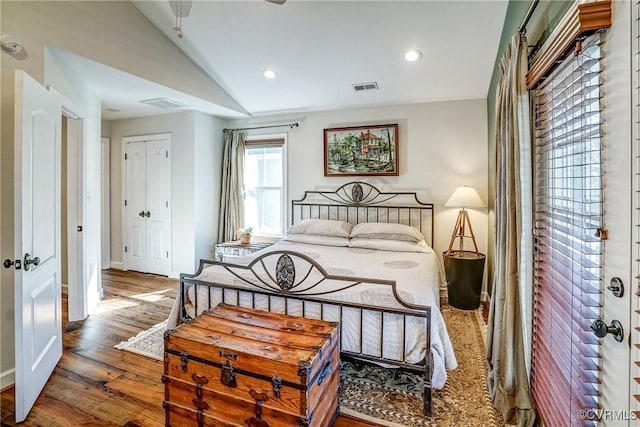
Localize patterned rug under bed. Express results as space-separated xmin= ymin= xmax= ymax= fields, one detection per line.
xmin=115 ymin=304 xmax=503 ymax=426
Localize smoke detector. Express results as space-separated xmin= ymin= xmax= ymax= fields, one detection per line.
xmin=1 ymin=33 xmax=23 ymax=54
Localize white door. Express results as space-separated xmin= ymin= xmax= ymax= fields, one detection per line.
xmin=13 ymin=71 xmax=63 ymax=422
xmin=126 ymin=141 xmax=147 ymax=272
xmin=125 ymin=137 xmax=171 ymax=276
xmin=145 ymin=140 xmax=171 ymax=275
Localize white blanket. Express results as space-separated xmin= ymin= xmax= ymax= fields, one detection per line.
xmin=167 ymin=240 xmax=457 ymax=389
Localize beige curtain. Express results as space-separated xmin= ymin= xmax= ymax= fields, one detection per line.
xmin=217 ymin=129 xmax=246 ymax=242
xmin=486 ymin=32 xmax=535 ymax=427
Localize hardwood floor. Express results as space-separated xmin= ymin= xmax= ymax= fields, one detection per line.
xmin=0 ymin=270 xmax=380 ymax=426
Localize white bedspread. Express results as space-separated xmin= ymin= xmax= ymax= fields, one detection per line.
xmin=167 ymin=240 xmax=457 ymax=389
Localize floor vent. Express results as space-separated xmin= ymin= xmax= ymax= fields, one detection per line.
xmin=352 ymin=82 xmax=379 ymax=92
xmin=139 ymin=97 xmax=187 ymax=109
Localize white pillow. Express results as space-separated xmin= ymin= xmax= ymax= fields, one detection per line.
xmin=287 ymin=218 xmax=353 ymax=238
xmin=350 ymin=222 xmax=424 ymax=243
xmin=348 ymin=237 xmax=432 ymax=253
xmin=284 ymin=234 xmax=349 ymax=247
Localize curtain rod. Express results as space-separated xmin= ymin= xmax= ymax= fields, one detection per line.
xmin=224 ymin=122 xmax=299 ymax=132
xmin=518 ymin=0 xmax=540 ymax=34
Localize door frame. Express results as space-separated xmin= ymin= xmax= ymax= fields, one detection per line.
xmin=101 ymin=137 xmax=111 ymax=269
xmin=600 ymin=2 xmax=633 ymax=423
xmin=120 ymin=133 xmax=172 ymax=272
xmin=630 ymin=0 xmax=640 ymax=417
xmin=61 ymin=105 xmax=87 ymax=322
xmin=51 ymin=88 xmax=89 ymax=322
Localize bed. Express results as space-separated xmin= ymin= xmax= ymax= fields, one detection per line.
xmin=168 ymin=182 xmax=457 ymax=417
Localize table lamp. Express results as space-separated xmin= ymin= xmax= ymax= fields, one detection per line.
xmin=444 ymin=185 xmax=485 ymax=256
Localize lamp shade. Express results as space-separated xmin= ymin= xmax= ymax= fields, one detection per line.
xmin=445 ymin=186 xmax=486 ymax=208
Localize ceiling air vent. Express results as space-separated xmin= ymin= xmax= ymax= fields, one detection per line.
xmin=352 ymin=82 xmax=379 ymax=92
xmin=139 ymin=97 xmax=187 ymax=109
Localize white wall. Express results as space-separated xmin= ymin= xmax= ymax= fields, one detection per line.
xmin=101 ymin=120 xmax=112 ymax=139
xmin=227 ymin=99 xmax=489 ymax=263
xmin=193 ymin=112 xmax=225 ymax=263
xmin=2 ymin=2 xmax=244 ymax=115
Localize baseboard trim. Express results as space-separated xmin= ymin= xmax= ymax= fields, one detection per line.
xmin=0 ymin=369 xmax=15 ymax=390
xmin=110 ymin=261 xmax=124 ymax=270
xmin=169 ymin=271 xmax=180 ymax=279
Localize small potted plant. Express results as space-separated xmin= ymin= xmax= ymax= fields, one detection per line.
xmin=237 ymin=226 xmax=253 ymax=244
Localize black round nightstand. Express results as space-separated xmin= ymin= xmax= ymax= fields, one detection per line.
xmin=443 ymin=250 xmax=486 ymax=310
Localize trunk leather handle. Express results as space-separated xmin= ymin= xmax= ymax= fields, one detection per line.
xmin=249 ymin=389 xmax=270 ymax=403
xmin=192 ymin=398 xmax=209 ymax=411
xmin=191 ymin=373 xmax=209 ymax=385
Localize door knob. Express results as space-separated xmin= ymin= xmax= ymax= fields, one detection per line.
xmin=138 ymin=210 xmax=145 ymax=217
xmin=144 ymin=210 xmax=151 ymax=218
xmin=590 ymin=319 xmax=624 ymax=342
xmin=23 ymin=253 xmax=40 ymax=271
xmin=3 ymin=259 xmax=14 ymax=269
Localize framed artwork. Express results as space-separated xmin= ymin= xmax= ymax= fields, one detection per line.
xmin=323 ymin=123 xmax=398 ymax=176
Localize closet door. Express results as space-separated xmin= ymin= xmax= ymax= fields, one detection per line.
xmin=126 ymin=141 xmax=147 ymax=273
xmin=145 ymin=139 xmax=171 ymax=276
xmin=125 ymin=136 xmax=171 ymax=276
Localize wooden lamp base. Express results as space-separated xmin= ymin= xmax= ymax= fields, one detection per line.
xmin=445 ymin=208 xmax=480 ymax=257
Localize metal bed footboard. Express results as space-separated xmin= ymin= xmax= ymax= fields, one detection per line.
xmin=178 ymin=251 xmax=433 ymax=417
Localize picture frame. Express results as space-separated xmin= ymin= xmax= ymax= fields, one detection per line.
xmin=323 ymin=123 xmax=399 ymax=176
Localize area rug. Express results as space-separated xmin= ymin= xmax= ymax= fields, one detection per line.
xmin=339 ymin=305 xmax=503 ymax=426
xmin=114 ymin=320 xmax=166 ymax=361
xmin=115 ymin=305 xmax=502 ymax=426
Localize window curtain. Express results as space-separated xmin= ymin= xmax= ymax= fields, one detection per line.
xmin=217 ymin=129 xmax=246 ymax=242
xmin=486 ymin=32 xmax=535 ymax=427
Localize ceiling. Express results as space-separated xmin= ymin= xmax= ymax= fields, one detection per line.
xmin=49 ymin=47 xmax=249 ymax=121
xmin=98 ymin=1 xmax=510 ymax=120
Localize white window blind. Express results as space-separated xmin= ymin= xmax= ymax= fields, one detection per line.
xmin=531 ymin=33 xmax=604 ymax=427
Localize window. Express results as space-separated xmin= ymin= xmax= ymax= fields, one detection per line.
xmin=244 ymin=137 xmax=286 ymax=237
xmin=531 ymin=33 xmax=604 ymax=427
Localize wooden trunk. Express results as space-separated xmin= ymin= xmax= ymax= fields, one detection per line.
xmin=163 ymin=304 xmax=340 ymax=427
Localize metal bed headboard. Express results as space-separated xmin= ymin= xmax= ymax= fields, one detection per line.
xmin=291 ymin=181 xmax=435 ymax=248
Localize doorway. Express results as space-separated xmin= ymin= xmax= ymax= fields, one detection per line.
xmin=61 ymin=112 xmax=86 ymax=323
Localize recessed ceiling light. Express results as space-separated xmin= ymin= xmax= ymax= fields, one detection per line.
xmin=264 ymin=69 xmax=277 ymax=79
xmin=404 ymin=49 xmax=422 ymax=62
